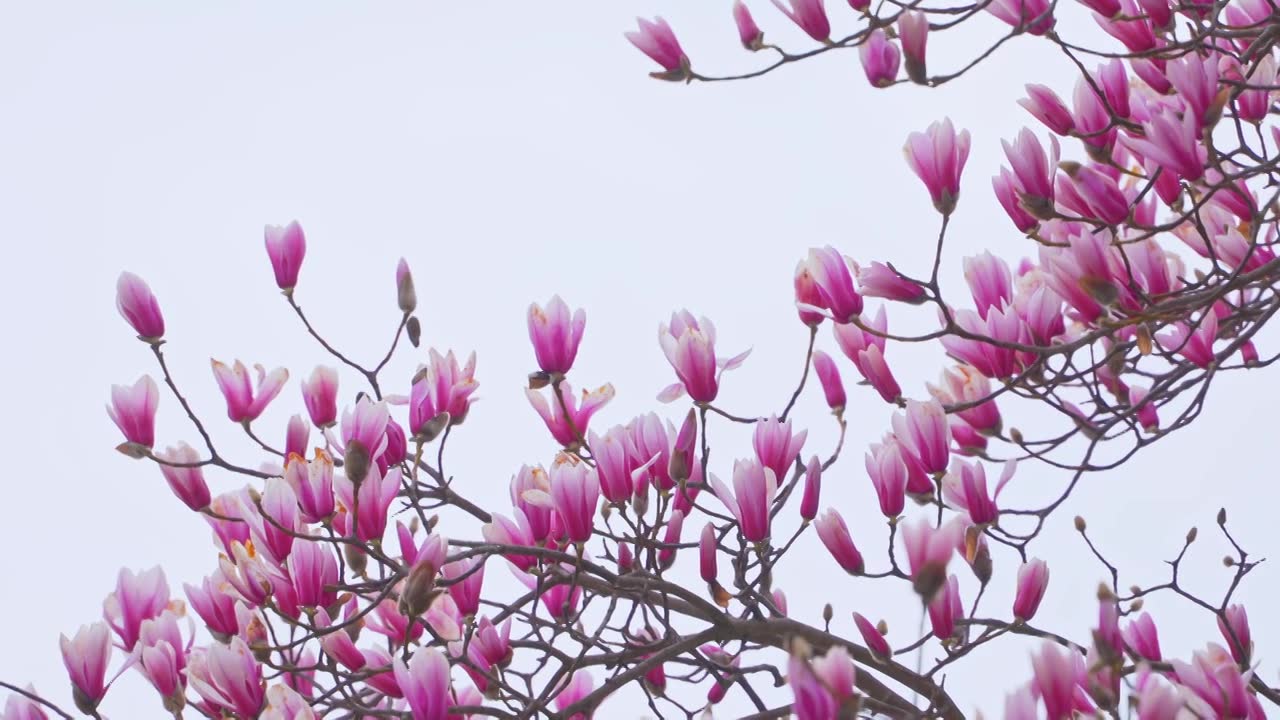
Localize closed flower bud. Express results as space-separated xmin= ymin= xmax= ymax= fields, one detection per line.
xmin=396 ymin=258 xmax=417 ymax=314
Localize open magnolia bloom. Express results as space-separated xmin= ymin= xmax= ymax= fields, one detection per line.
xmin=22 ymin=0 xmax=1280 ymax=716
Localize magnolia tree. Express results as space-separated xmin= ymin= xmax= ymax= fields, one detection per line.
xmin=5 ymin=0 xmax=1280 ymax=717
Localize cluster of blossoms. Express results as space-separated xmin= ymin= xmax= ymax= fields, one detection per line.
xmin=8 ymin=0 xmax=1280 ymax=716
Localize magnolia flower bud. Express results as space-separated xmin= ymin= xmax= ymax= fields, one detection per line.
xmin=399 ymin=560 xmax=440 ymax=619
xmin=344 ymin=440 xmax=371 ymax=485
xmin=406 ymin=316 xmax=422 ymax=348
xmin=396 ymin=259 xmax=417 ymax=314
xmin=417 ymin=412 xmax=451 ymax=443
xmin=345 ymin=544 xmax=368 ymax=577
xmin=1074 ymin=516 xmax=1087 ymax=532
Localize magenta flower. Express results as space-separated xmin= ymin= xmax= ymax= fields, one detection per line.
xmin=898 ymin=11 xmax=928 ymax=83
xmin=789 ymin=646 xmax=856 ymax=719
xmin=904 ymin=118 xmax=971 ymax=216
xmin=155 ymin=442 xmax=210 ymax=511
xmin=892 ymin=399 xmax=950 ymax=475
xmin=801 ymin=247 xmax=863 ymax=323
xmin=628 ymin=412 xmax=676 ymax=493
xmin=184 ymin=572 xmax=239 ymax=641
xmin=264 ymin=221 xmax=305 ymax=291
xmin=1019 ymin=84 xmax=1075 ymax=136
xmin=285 ymin=450 xmax=335 ymax=523
xmin=733 ymin=0 xmax=765 ymax=50
xmin=528 ymin=295 xmax=586 ymax=376
xmin=771 ymin=0 xmax=830 ymax=42
xmin=901 ymin=516 xmax=959 ymax=600
xmin=1030 ymin=642 xmax=1082 ymax=720
xmin=658 ymin=311 xmax=749 ymax=403
xmin=59 ymin=622 xmax=112 ymax=713
xmin=510 ymin=464 xmax=554 ymax=542
xmin=1122 ymin=612 xmax=1162 ymax=661
xmin=859 ymin=344 xmax=902 ymax=404
xmin=442 ymin=556 xmax=486 ymax=618
xmin=929 ymin=365 xmax=1001 ymax=435
xmin=284 ymin=413 xmax=309 ymax=459
xmin=865 ymin=440 xmax=908 ymax=518
xmin=1059 ymin=164 xmax=1129 ymax=225
xmin=1000 ymin=129 xmax=1058 ymax=221
xmin=300 ymin=365 xmax=338 ymax=428
xmin=1013 ymin=558 xmax=1049 ymax=622
xmin=854 ymin=261 xmax=927 ymax=304
xmin=985 ymin=0 xmax=1055 ymax=34
xmin=700 ymin=522 xmax=718 ymax=583
xmin=102 ymin=566 xmax=169 ymax=651
xmin=1166 ymin=52 xmax=1219 ymax=128
xmin=928 ymin=573 xmax=963 ymax=640
xmin=993 ymin=170 xmax=1039 ymax=232
xmin=942 ymin=458 xmax=1008 ymax=525
xmin=287 ymin=540 xmax=339 ymax=609
xmin=625 ymin=17 xmax=691 ymax=81
xmin=137 ymin=633 xmax=184 ymax=707
xmin=116 ymin=271 xmax=165 ymax=341
xmin=1126 ymin=107 xmax=1206 ymax=182
xmin=859 ymin=29 xmax=900 ymax=88
xmin=1157 ymin=312 xmax=1217 ymax=368
xmin=546 ymin=454 xmax=601 ymax=545
xmin=409 ymin=348 xmax=479 ymax=433
xmin=940 ymin=306 xmax=1025 ymax=379
xmin=527 ymin=382 xmax=614 ymax=447
xmin=4 ymin=686 xmax=50 ymax=720
xmin=107 ymin=374 xmax=159 ymax=449
xmin=658 ymin=509 xmax=685 ymax=568
xmin=794 ymin=260 xmax=827 ymax=327
xmin=590 ymin=425 xmax=638 ymax=504
xmin=710 ymin=459 xmax=778 ymax=544
xmin=314 ymin=609 xmax=364 ymax=671
xmin=249 ymin=477 xmax=300 ymax=563
xmin=669 ymin=409 xmax=698 ymax=484
xmin=752 ymin=415 xmax=807 ymax=484
xmin=810 ymin=646 xmax=856 ymax=703
xmin=337 ymin=395 xmax=390 ymax=467
xmin=814 ymin=508 xmax=865 ymax=574
xmin=852 ymin=612 xmax=892 ymax=661
xmin=799 ymin=455 xmax=822 ymax=522
xmin=1128 ymin=385 xmax=1159 ymax=432
xmin=810 ymin=350 xmax=846 ymax=413
xmin=210 ymin=359 xmax=288 ymax=424
xmin=1070 ymin=79 xmax=1117 ymax=157
xmin=353 ymin=467 xmax=400 ymax=542
xmin=1219 ymin=604 xmax=1252 ymax=664
xmin=552 ymin=670 xmax=595 ymax=720
xmin=186 ymin=637 xmax=265 ymax=718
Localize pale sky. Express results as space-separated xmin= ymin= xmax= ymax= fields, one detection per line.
xmin=1 ymin=2 xmax=1275 ymax=717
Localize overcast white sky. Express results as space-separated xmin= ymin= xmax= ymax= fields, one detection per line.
xmin=1 ymin=1 xmax=1275 ymax=717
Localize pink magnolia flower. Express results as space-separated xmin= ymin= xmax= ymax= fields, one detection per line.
xmin=625 ymin=17 xmax=690 ymax=81
xmin=247 ymin=477 xmax=299 ymax=563
xmin=314 ymin=609 xmax=364 ymax=671
xmin=261 ymin=685 xmax=315 ymax=720
xmin=986 ymin=0 xmax=1055 ymax=34
xmin=810 ymin=350 xmax=846 ymax=412
xmin=287 ymin=540 xmax=339 ymax=609
xmin=901 ymin=516 xmax=959 ymax=600
xmin=865 ymin=440 xmax=908 ymax=518
xmin=1122 ymin=612 xmax=1162 ymax=661
xmin=1219 ymin=604 xmax=1252 ymax=664
xmin=854 ymin=261 xmax=927 ymax=303
xmin=394 ymin=257 xmax=416 ymax=314
xmin=1020 ymin=84 xmax=1075 ymax=136
xmin=300 ymin=366 xmax=338 ymax=428
xmin=942 ymin=458 xmax=1014 ymax=525
xmin=155 ymin=442 xmax=210 ymax=511
xmin=794 ymin=259 xmax=827 ymax=327
xmin=116 ymin=271 xmax=165 ymax=340
xmin=859 ymin=343 xmax=902 ymax=403
xmin=963 ymin=251 xmax=1014 ymax=318
xmin=337 ymin=395 xmax=390 ymax=467
xmin=700 ymin=522 xmax=719 ymax=583
xmin=800 ymin=455 xmax=822 ymax=522
xmin=186 ymin=637 xmax=265 ymax=718
xmin=285 ymin=414 xmax=309 ymax=459
xmin=859 ymin=29 xmax=900 ymax=88
xmin=334 ymin=466 xmax=400 ymax=542
xmin=4 ymin=686 xmax=50 ymax=720
xmin=527 ymin=382 xmax=614 ymax=447
xmin=1126 ymin=107 xmax=1206 ymax=182
xmin=135 ymin=611 xmax=186 ymax=704
xmin=904 ymin=118 xmax=971 ymax=215
xmin=528 ymin=296 xmax=586 ymax=376
xmin=801 ymin=247 xmax=863 ymax=323
xmin=1058 ymin=164 xmax=1128 ymax=225
xmin=107 ymin=375 xmax=160 ymax=449
xmin=59 ymin=622 xmax=112 ymax=713
xmin=264 ymin=221 xmax=306 ymax=291
xmin=628 ymin=413 xmax=676 ymax=493
xmin=1170 ymin=644 xmax=1254 ymax=718
xmin=442 ymin=556 xmax=486 ymax=618
xmin=789 ymin=646 xmax=856 ymax=719
xmin=753 ymin=415 xmax=807 ymax=484
xmin=543 ymin=454 xmax=601 ymax=545
xmin=832 ymin=304 xmax=885 ymax=368
xmin=283 ymin=450 xmax=335 ymax=523
xmin=359 ymin=647 xmax=404 ymax=698
xmin=940 ymin=306 xmax=1025 ymax=379
xmin=184 ymin=572 xmax=239 ymax=641
xmin=1030 ymin=641 xmax=1083 ymax=720
xmin=733 ymin=0 xmax=765 ymax=50
xmin=771 ymin=0 xmax=830 ymax=42
xmin=928 ymin=574 xmax=963 ymax=640
xmin=590 ymin=425 xmax=638 ymax=504
xmin=658 ymin=311 xmax=749 ymax=403
xmin=393 ymin=647 xmax=452 ymax=720
xmin=210 ymin=359 xmax=289 ymax=424
xmin=409 ymin=349 xmax=480 ymax=433
xmin=1128 ymin=385 xmax=1159 ymax=432
xmin=710 ymin=459 xmax=778 ymax=543
xmin=852 ymin=612 xmax=892 ymax=661
xmin=1013 ymin=558 xmax=1049 ymax=622
xmin=669 ymin=409 xmax=698 ymax=484
xmin=102 ymin=566 xmax=170 ymax=651
xmin=1166 ymin=52 xmax=1220 ymax=128
xmin=892 ymin=398 xmax=950 ymax=475
xmin=810 ymin=646 xmax=856 ymax=703
xmin=1070 ymin=79 xmax=1118 ymax=158
xmin=814 ymin=508 xmax=865 ymax=574
xmin=1157 ymin=312 xmax=1218 ymax=368
xmin=1234 ymin=55 xmax=1277 ymax=122
xmin=898 ymin=11 xmax=928 ymax=83
xmin=553 ymin=670 xmax=596 ymax=720
xmin=657 ymin=509 xmax=686 ymax=569
xmin=928 ymin=365 xmax=1001 ymax=435
xmin=994 ymin=169 xmax=1039 ymax=232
